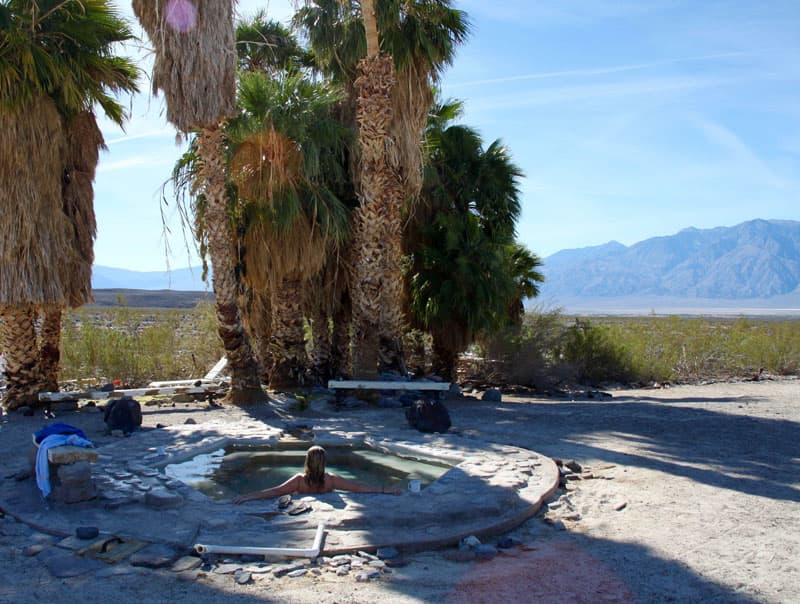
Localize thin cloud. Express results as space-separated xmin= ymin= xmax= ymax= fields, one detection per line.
xmin=97 ymin=157 xmax=162 ymax=173
xmin=447 ymin=51 xmax=756 ymax=89
xmin=690 ymin=115 xmax=790 ymax=189
xmin=466 ymin=74 xmax=732 ymax=113
xmin=104 ymin=128 xmax=176 ymax=146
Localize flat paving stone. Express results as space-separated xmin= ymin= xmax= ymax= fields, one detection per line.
xmin=37 ymin=548 xmax=106 ymax=578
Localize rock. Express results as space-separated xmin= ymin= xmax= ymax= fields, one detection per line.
xmin=384 ymin=557 xmax=409 ymax=568
xmin=368 ymin=560 xmax=386 ymax=569
xmin=460 ymin=535 xmax=481 ymax=549
xmin=273 ymin=563 xmax=305 ymax=578
xmin=75 ymin=526 xmax=99 ymax=540
xmin=614 ymin=501 xmax=628 ymax=511
xmin=172 ymin=394 xmax=195 ymax=403
xmin=95 ymin=563 xmax=141 ymax=578
xmin=330 ymin=555 xmax=352 ymax=567
xmin=549 ymin=519 xmax=566 ymax=531
xmin=335 ymin=566 xmax=350 ymax=576
xmin=562 ymin=512 xmax=581 ymax=521
xmin=481 ymin=388 xmax=502 ymax=402
xmin=497 ymin=536 xmax=522 ymax=549
xmin=564 ymin=460 xmax=582 ymax=473
xmin=235 ymin=570 xmax=253 ymax=584
xmin=443 ymin=549 xmax=476 ymax=563
xmin=144 ymin=488 xmax=184 ymax=509
xmin=184 ymin=418 xmax=197 ymax=425
xmin=357 ymin=550 xmax=379 ymax=561
xmin=52 ymin=483 xmax=97 ymax=504
xmin=287 ymin=569 xmax=307 ymax=578
xmin=172 ymin=556 xmax=202 ymax=572
xmin=23 ymin=544 xmax=49 ymax=557
xmin=37 ymin=549 xmax=105 ymax=578
xmin=57 ymin=462 xmax=93 ymax=485
xmin=213 ymin=563 xmax=242 ymax=574
xmin=355 ymin=570 xmax=380 ymax=582
xmin=474 ymin=544 xmax=498 ymax=560
xmin=377 ymin=546 xmax=399 ymax=560
xmin=129 ymin=544 xmax=178 ymax=568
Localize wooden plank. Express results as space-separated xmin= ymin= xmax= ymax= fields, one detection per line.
xmin=39 ymin=385 xmax=222 ymax=402
xmin=327 ymin=380 xmax=450 ymax=391
xmin=204 ymin=357 xmax=228 ymax=380
xmin=147 ymin=379 xmax=221 ymax=388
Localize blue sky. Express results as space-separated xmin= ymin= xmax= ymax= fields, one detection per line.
xmin=94 ymin=0 xmax=800 ymax=271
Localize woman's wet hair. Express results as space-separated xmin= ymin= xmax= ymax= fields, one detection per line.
xmin=304 ymin=446 xmax=326 ymax=488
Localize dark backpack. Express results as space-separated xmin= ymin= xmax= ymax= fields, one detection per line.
xmin=405 ymin=398 xmax=451 ymax=433
xmin=103 ymin=397 xmax=142 ymax=435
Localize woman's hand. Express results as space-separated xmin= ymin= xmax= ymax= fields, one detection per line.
xmin=232 ymin=493 xmax=258 ymax=504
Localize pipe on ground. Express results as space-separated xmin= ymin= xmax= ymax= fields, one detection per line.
xmin=194 ymin=522 xmax=326 ymax=558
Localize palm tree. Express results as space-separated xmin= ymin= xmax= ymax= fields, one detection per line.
xmin=295 ymin=0 xmax=469 ymax=377
xmin=0 ymin=0 xmax=138 ymax=409
xmin=132 ymin=0 xmax=266 ymax=405
xmin=408 ymin=99 xmax=543 ymax=380
xmin=227 ymin=71 xmax=350 ymax=388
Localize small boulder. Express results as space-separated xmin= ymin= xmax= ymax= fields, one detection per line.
xmin=481 ymin=388 xmax=502 ymax=402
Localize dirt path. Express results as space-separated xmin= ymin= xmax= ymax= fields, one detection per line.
xmin=1 ymin=378 xmax=798 ymax=603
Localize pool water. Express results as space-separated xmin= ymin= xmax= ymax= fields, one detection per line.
xmin=165 ymin=444 xmax=452 ymax=500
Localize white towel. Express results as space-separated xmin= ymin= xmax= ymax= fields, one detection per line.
xmin=35 ymin=433 xmax=94 ymax=498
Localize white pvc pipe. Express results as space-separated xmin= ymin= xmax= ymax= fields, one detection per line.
xmin=194 ymin=522 xmax=326 ymax=558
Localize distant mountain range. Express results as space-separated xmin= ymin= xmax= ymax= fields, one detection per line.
xmin=92 ymin=265 xmax=208 ymax=292
xmin=538 ymin=219 xmax=800 ymax=314
xmin=92 ymin=219 xmax=800 ymax=314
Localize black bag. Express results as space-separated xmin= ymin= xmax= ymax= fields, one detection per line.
xmin=405 ymin=398 xmax=451 ymax=433
xmin=103 ymin=397 xmax=142 ymax=435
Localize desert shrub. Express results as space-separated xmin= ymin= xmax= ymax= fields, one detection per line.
xmin=59 ymin=302 xmax=222 ymax=386
xmin=464 ymin=310 xmax=799 ymax=387
xmin=477 ymin=307 xmax=571 ymax=387
xmin=562 ymin=319 xmax=636 ymax=384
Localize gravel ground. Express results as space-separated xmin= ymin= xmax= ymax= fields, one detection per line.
xmin=1 ymin=377 xmax=798 ymax=603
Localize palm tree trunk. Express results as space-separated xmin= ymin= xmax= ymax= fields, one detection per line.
xmin=239 ymin=287 xmax=273 ymax=384
xmin=309 ymin=304 xmax=332 ymax=384
xmin=361 ymin=0 xmax=380 ymax=57
xmin=432 ymin=335 xmax=458 ymax=383
xmin=0 ymin=304 xmax=41 ymax=410
xmin=39 ymin=304 xmax=62 ymax=393
xmin=351 ymin=51 xmax=407 ymax=378
xmin=331 ymin=293 xmax=352 ymax=378
xmin=197 ymin=125 xmax=266 ymax=406
xmin=268 ymin=277 xmax=308 ymax=389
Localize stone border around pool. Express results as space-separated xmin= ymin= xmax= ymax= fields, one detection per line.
xmin=0 ymin=416 xmax=560 ymax=557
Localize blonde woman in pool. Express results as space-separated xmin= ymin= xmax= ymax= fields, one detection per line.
xmin=232 ymin=446 xmax=402 ymax=503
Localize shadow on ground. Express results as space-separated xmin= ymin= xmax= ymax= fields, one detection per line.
xmin=448 ymin=394 xmax=800 ymax=503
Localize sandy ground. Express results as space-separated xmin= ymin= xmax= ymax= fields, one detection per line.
xmin=1 ymin=378 xmax=798 ymax=603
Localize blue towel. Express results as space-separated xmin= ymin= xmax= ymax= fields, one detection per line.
xmin=33 ymin=422 xmax=87 ymax=445
xmin=35 ymin=433 xmax=94 ymax=498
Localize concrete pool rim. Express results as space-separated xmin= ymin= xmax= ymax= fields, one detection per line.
xmin=0 ymin=417 xmax=561 ymax=556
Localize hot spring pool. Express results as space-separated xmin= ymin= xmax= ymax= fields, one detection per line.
xmin=165 ymin=443 xmax=452 ymax=500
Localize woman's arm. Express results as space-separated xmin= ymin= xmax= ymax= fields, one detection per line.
xmin=232 ymin=474 xmax=301 ymax=504
xmin=328 ymin=473 xmax=402 ymax=494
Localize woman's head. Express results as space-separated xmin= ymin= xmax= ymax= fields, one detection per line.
xmin=304 ymin=446 xmax=326 ymax=488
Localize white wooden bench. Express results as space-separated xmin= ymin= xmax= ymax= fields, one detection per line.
xmin=327 ymin=380 xmax=450 ymax=391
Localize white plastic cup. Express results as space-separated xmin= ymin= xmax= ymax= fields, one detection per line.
xmin=408 ymin=478 xmax=421 ymax=493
